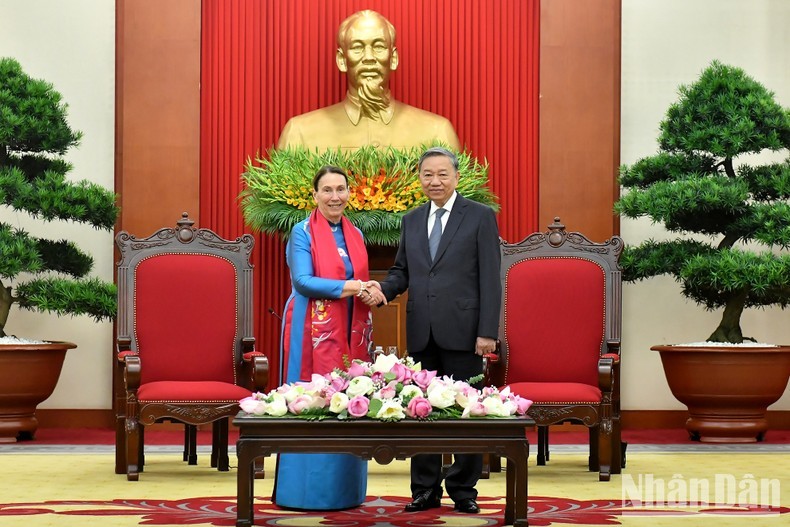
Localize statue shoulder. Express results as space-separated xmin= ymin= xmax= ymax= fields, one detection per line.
xmin=392 ymin=101 xmax=452 ymax=124
xmin=277 ymin=103 xmax=347 ymax=149
xmin=391 ymin=102 xmax=461 ymax=150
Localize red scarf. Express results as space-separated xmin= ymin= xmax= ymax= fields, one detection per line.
xmin=303 ymin=210 xmax=372 ymax=378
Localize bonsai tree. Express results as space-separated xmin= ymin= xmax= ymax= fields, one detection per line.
xmin=0 ymin=58 xmax=118 ymax=338
xmin=615 ymin=61 xmax=790 ymax=343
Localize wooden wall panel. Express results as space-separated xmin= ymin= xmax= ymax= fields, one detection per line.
xmin=539 ymin=0 xmax=621 ymax=241
xmin=115 ymin=0 xmax=201 ymax=237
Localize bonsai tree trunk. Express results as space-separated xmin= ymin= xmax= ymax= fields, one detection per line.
xmin=707 ymin=289 xmax=748 ymax=343
xmin=0 ymin=283 xmax=12 ymax=338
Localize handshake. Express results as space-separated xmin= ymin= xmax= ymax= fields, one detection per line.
xmin=355 ymin=280 xmax=387 ymax=307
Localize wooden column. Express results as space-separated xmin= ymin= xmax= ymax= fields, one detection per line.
xmin=115 ymin=0 xmax=201 ymax=237
xmin=539 ymin=0 xmax=621 ymax=240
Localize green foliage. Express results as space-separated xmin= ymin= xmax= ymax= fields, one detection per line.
xmin=0 ymin=58 xmax=81 ymax=154
xmin=681 ymin=250 xmax=790 ymax=310
xmin=615 ymin=61 xmax=790 ymax=342
xmin=240 ymin=143 xmax=498 ymax=246
xmin=616 ymin=174 xmax=752 ymax=236
xmin=0 ymin=223 xmax=43 ymax=277
xmin=0 ymin=160 xmax=118 ymax=229
xmin=0 ymin=57 xmax=119 ymax=336
xmin=660 ymin=61 xmax=789 ymax=157
xmin=16 ymin=277 xmax=117 ymax=322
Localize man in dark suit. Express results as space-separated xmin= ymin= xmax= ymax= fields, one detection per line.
xmin=371 ymin=146 xmax=501 ymax=514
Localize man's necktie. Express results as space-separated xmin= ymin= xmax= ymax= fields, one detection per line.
xmin=429 ymin=208 xmax=446 ymax=261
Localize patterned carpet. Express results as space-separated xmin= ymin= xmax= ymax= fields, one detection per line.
xmin=1 ymin=441 xmax=789 ymax=527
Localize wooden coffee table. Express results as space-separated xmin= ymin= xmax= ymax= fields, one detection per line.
xmin=233 ymin=415 xmax=531 ymax=526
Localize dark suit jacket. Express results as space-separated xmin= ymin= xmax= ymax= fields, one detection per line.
xmin=380 ymin=194 xmax=501 ymax=353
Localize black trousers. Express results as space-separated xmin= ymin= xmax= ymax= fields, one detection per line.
xmin=407 ymin=332 xmax=484 ymax=502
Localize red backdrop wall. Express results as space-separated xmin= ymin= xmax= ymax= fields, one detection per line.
xmin=200 ymin=0 xmax=540 ymax=383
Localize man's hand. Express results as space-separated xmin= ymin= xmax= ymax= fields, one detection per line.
xmin=361 ymin=280 xmax=387 ymax=306
xmin=475 ymin=336 xmax=496 ymax=356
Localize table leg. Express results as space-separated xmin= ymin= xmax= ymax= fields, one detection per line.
xmin=505 ymin=441 xmax=529 ymax=526
xmin=236 ymin=440 xmax=255 ymax=527
xmin=505 ymin=456 xmax=515 ymax=525
xmin=515 ymin=440 xmax=529 ymax=526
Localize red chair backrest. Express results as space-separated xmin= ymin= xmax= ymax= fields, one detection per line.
xmin=503 ymin=256 xmax=605 ymax=386
xmin=134 ymin=253 xmax=238 ymax=385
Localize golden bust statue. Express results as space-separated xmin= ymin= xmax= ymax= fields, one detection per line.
xmin=277 ymin=10 xmax=461 ymax=152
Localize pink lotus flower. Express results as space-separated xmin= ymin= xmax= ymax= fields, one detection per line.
xmin=374 ymin=381 xmax=398 ymax=400
xmin=287 ymin=395 xmax=312 ymax=414
xmin=514 ymin=395 xmax=533 ymax=415
xmin=325 ymin=375 xmax=350 ymax=397
xmin=347 ymin=395 xmax=370 ymax=417
xmin=406 ymin=396 xmax=433 ymax=418
xmin=412 ymin=368 xmax=436 ymax=389
xmin=329 ymin=375 xmax=349 ymax=392
xmin=239 ymin=396 xmax=265 ymax=415
xmin=390 ymin=361 xmax=413 ymax=383
xmin=347 ymin=361 xmax=368 ymax=378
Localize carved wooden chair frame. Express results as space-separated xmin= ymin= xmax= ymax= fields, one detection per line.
xmin=487 ymin=217 xmax=625 ymax=481
xmin=114 ymin=213 xmax=267 ymax=480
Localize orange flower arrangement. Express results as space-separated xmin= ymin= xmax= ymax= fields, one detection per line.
xmin=240 ymin=144 xmax=497 ymax=246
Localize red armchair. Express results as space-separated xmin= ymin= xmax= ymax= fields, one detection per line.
xmin=486 ymin=218 xmax=625 ymax=481
xmin=114 ymin=213 xmax=268 ymax=481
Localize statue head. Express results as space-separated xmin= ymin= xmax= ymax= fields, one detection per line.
xmin=336 ymin=10 xmax=399 ymax=116
xmin=276 ymin=10 xmax=461 ymax=150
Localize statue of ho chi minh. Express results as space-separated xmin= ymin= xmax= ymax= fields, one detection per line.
xmin=277 ymin=10 xmax=461 ymax=152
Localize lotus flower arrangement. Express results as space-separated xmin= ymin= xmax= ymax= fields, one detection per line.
xmin=239 ymin=354 xmax=532 ymax=422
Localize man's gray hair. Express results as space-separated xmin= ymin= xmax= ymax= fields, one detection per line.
xmin=418 ymin=147 xmax=459 ymax=171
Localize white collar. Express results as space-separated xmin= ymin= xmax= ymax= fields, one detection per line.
xmin=430 ymin=191 xmax=458 ymax=216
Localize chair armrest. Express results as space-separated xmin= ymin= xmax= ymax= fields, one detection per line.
xmin=600 ymin=338 xmax=621 ymax=390
xmin=482 ymin=341 xmax=501 ymax=386
xmin=116 ymin=336 xmax=137 ymax=360
xmin=485 ymin=339 xmax=501 ymax=363
xmin=598 ymin=356 xmax=615 ymax=392
xmin=122 ymin=354 xmax=141 ymax=390
xmin=242 ymin=347 xmax=269 ymax=392
xmin=116 ymin=336 xmax=133 ymax=357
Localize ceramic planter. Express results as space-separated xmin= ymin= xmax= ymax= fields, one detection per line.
xmin=0 ymin=341 xmax=77 ymax=442
xmin=652 ymin=344 xmax=790 ymax=443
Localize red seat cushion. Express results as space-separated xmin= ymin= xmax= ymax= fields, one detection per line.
xmin=137 ymin=381 xmax=251 ymax=402
xmin=507 ymin=381 xmax=602 ymax=403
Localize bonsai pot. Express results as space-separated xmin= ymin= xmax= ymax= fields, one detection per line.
xmin=652 ymin=344 xmax=790 ymax=443
xmin=0 ymin=341 xmax=77 ymax=442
